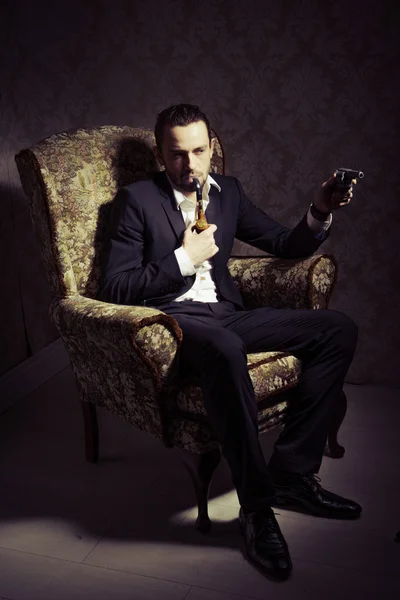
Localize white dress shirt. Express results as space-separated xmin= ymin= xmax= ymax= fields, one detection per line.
xmin=170 ymin=175 xmax=331 ymax=303
xmin=171 ymin=175 xmax=220 ymax=302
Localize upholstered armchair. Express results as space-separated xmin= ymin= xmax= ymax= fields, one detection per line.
xmin=16 ymin=126 xmax=345 ymax=533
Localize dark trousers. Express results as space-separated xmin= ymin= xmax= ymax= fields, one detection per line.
xmin=158 ymin=300 xmax=358 ymax=512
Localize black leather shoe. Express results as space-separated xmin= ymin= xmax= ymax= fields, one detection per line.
xmin=271 ymin=473 xmax=362 ymax=519
xmin=239 ymin=507 xmax=292 ymax=580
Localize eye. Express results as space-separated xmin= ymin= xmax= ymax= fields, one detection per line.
xmin=195 ymin=149 xmax=205 ymax=155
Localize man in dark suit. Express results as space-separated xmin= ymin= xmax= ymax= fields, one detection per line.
xmin=99 ymin=104 xmax=361 ymax=580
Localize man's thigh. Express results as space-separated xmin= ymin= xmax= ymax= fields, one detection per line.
xmin=221 ymin=307 xmax=350 ymax=356
xmin=159 ymin=301 xmax=246 ymax=374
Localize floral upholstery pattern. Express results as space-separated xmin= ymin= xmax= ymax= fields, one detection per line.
xmin=228 ymin=255 xmax=337 ymax=310
xmin=15 ymin=126 xmax=337 ymax=454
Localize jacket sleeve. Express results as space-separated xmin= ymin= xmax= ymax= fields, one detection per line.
xmin=234 ymin=178 xmax=328 ymax=258
xmin=98 ymin=187 xmax=187 ymax=305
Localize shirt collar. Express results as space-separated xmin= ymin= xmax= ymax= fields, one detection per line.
xmin=166 ymin=173 xmax=221 ymax=208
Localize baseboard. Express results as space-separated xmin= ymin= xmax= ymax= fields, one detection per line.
xmin=0 ymin=337 xmax=70 ymax=414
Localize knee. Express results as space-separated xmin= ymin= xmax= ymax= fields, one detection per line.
xmin=205 ymin=332 xmax=247 ymax=368
xmin=327 ymin=311 xmax=358 ymax=355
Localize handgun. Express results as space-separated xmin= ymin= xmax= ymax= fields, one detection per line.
xmin=193 ymin=178 xmax=209 ymax=233
xmin=334 ymin=168 xmax=364 ymax=189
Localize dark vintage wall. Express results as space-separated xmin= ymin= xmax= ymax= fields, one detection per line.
xmin=1 ymin=0 xmax=399 ymax=382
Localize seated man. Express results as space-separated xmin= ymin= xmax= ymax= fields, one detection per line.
xmin=99 ymin=103 xmax=361 ymax=580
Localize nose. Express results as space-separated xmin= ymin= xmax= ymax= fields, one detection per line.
xmin=185 ymin=152 xmax=196 ymax=172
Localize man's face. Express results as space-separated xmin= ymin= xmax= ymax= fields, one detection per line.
xmin=158 ymin=120 xmax=215 ymax=195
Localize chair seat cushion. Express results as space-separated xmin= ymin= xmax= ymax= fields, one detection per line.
xmin=175 ymin=351 xmax=302 ymax=417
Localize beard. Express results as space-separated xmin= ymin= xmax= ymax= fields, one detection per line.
xmin=169 ymin=169 xmax=209 ymax=194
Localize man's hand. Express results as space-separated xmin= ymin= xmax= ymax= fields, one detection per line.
xmin=314 ymin=173 xmax=357 ymax=213
xmin=182 ymin=222 xmax=219 ymax=266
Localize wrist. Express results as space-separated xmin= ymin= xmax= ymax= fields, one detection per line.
xmin=310 ymin=202 xmax=331 ymax=222
xmin=175 ymin=246 xmax=196 ymax=276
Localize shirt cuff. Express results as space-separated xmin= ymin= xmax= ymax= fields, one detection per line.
xmin=174 ymin=247 xmax=196 ymax=276
xmin=307 ymin=207 xmax=332 ymax=237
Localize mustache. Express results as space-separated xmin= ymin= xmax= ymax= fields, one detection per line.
xmin=181 ymin=171 xmax=202 ymax=177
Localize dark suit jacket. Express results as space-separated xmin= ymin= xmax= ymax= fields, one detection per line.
xmin=99 ymin=172 xmax=326 ymax=309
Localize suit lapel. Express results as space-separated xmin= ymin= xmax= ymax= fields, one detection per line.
xmin=155 ymin=173 xmax=223 ymax=246
xmin=207 ymin=184 xmax=222 ymax=258
xmin=155 ymin=172 xmax=186 ymax=241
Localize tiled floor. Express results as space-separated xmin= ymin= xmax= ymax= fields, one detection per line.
xmin=0 ymin=367 xmax=399 ymax=599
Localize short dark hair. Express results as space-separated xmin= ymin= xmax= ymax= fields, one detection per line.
xmin=155 ymin=104 xmax=212 ymax=151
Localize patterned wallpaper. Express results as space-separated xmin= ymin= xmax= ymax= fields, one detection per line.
xmin=1 ymin=0 xmax=400 ymax=382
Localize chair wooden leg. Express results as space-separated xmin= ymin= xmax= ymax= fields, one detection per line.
xmin=81 ymin=401 xmax=99 ymax=463
xmin=324 ymin=390 xmax=347 ymax=459
xmin=181 ymin=447 xmax=222 ymax=533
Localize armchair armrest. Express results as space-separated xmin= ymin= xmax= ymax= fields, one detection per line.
xmin=228 ymin=254 xmax=337 ymax=310
xmin=50 ymin=295 xmax=182 ymax=443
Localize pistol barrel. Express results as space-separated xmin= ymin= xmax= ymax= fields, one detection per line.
xmin=335 ymin=168 xmax=364 ymax=183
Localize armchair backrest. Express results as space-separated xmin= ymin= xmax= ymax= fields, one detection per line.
xmin=15 ymin=126 xmax=224 ymax=300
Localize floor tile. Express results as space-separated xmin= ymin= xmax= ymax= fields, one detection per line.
xmin=186 ymin=558 xmax=400 ymax=600
xmin=83 ymin=502 xmax=242 ymax=589
xmin=0 ymin=548 xmax=189 ymax=600
xmin=186 ymin=586 xmax=260 ymax=600
xmin=277 ymin=510 xmax=399 ymax=576
xmin=319 ymin=434 xmax=400 ymax=498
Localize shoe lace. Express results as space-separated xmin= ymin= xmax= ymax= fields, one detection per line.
xmin=248 ymin=511 xmax=279 ymax=539
xmin=303 ymin=473 xmax=322 ymax=490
